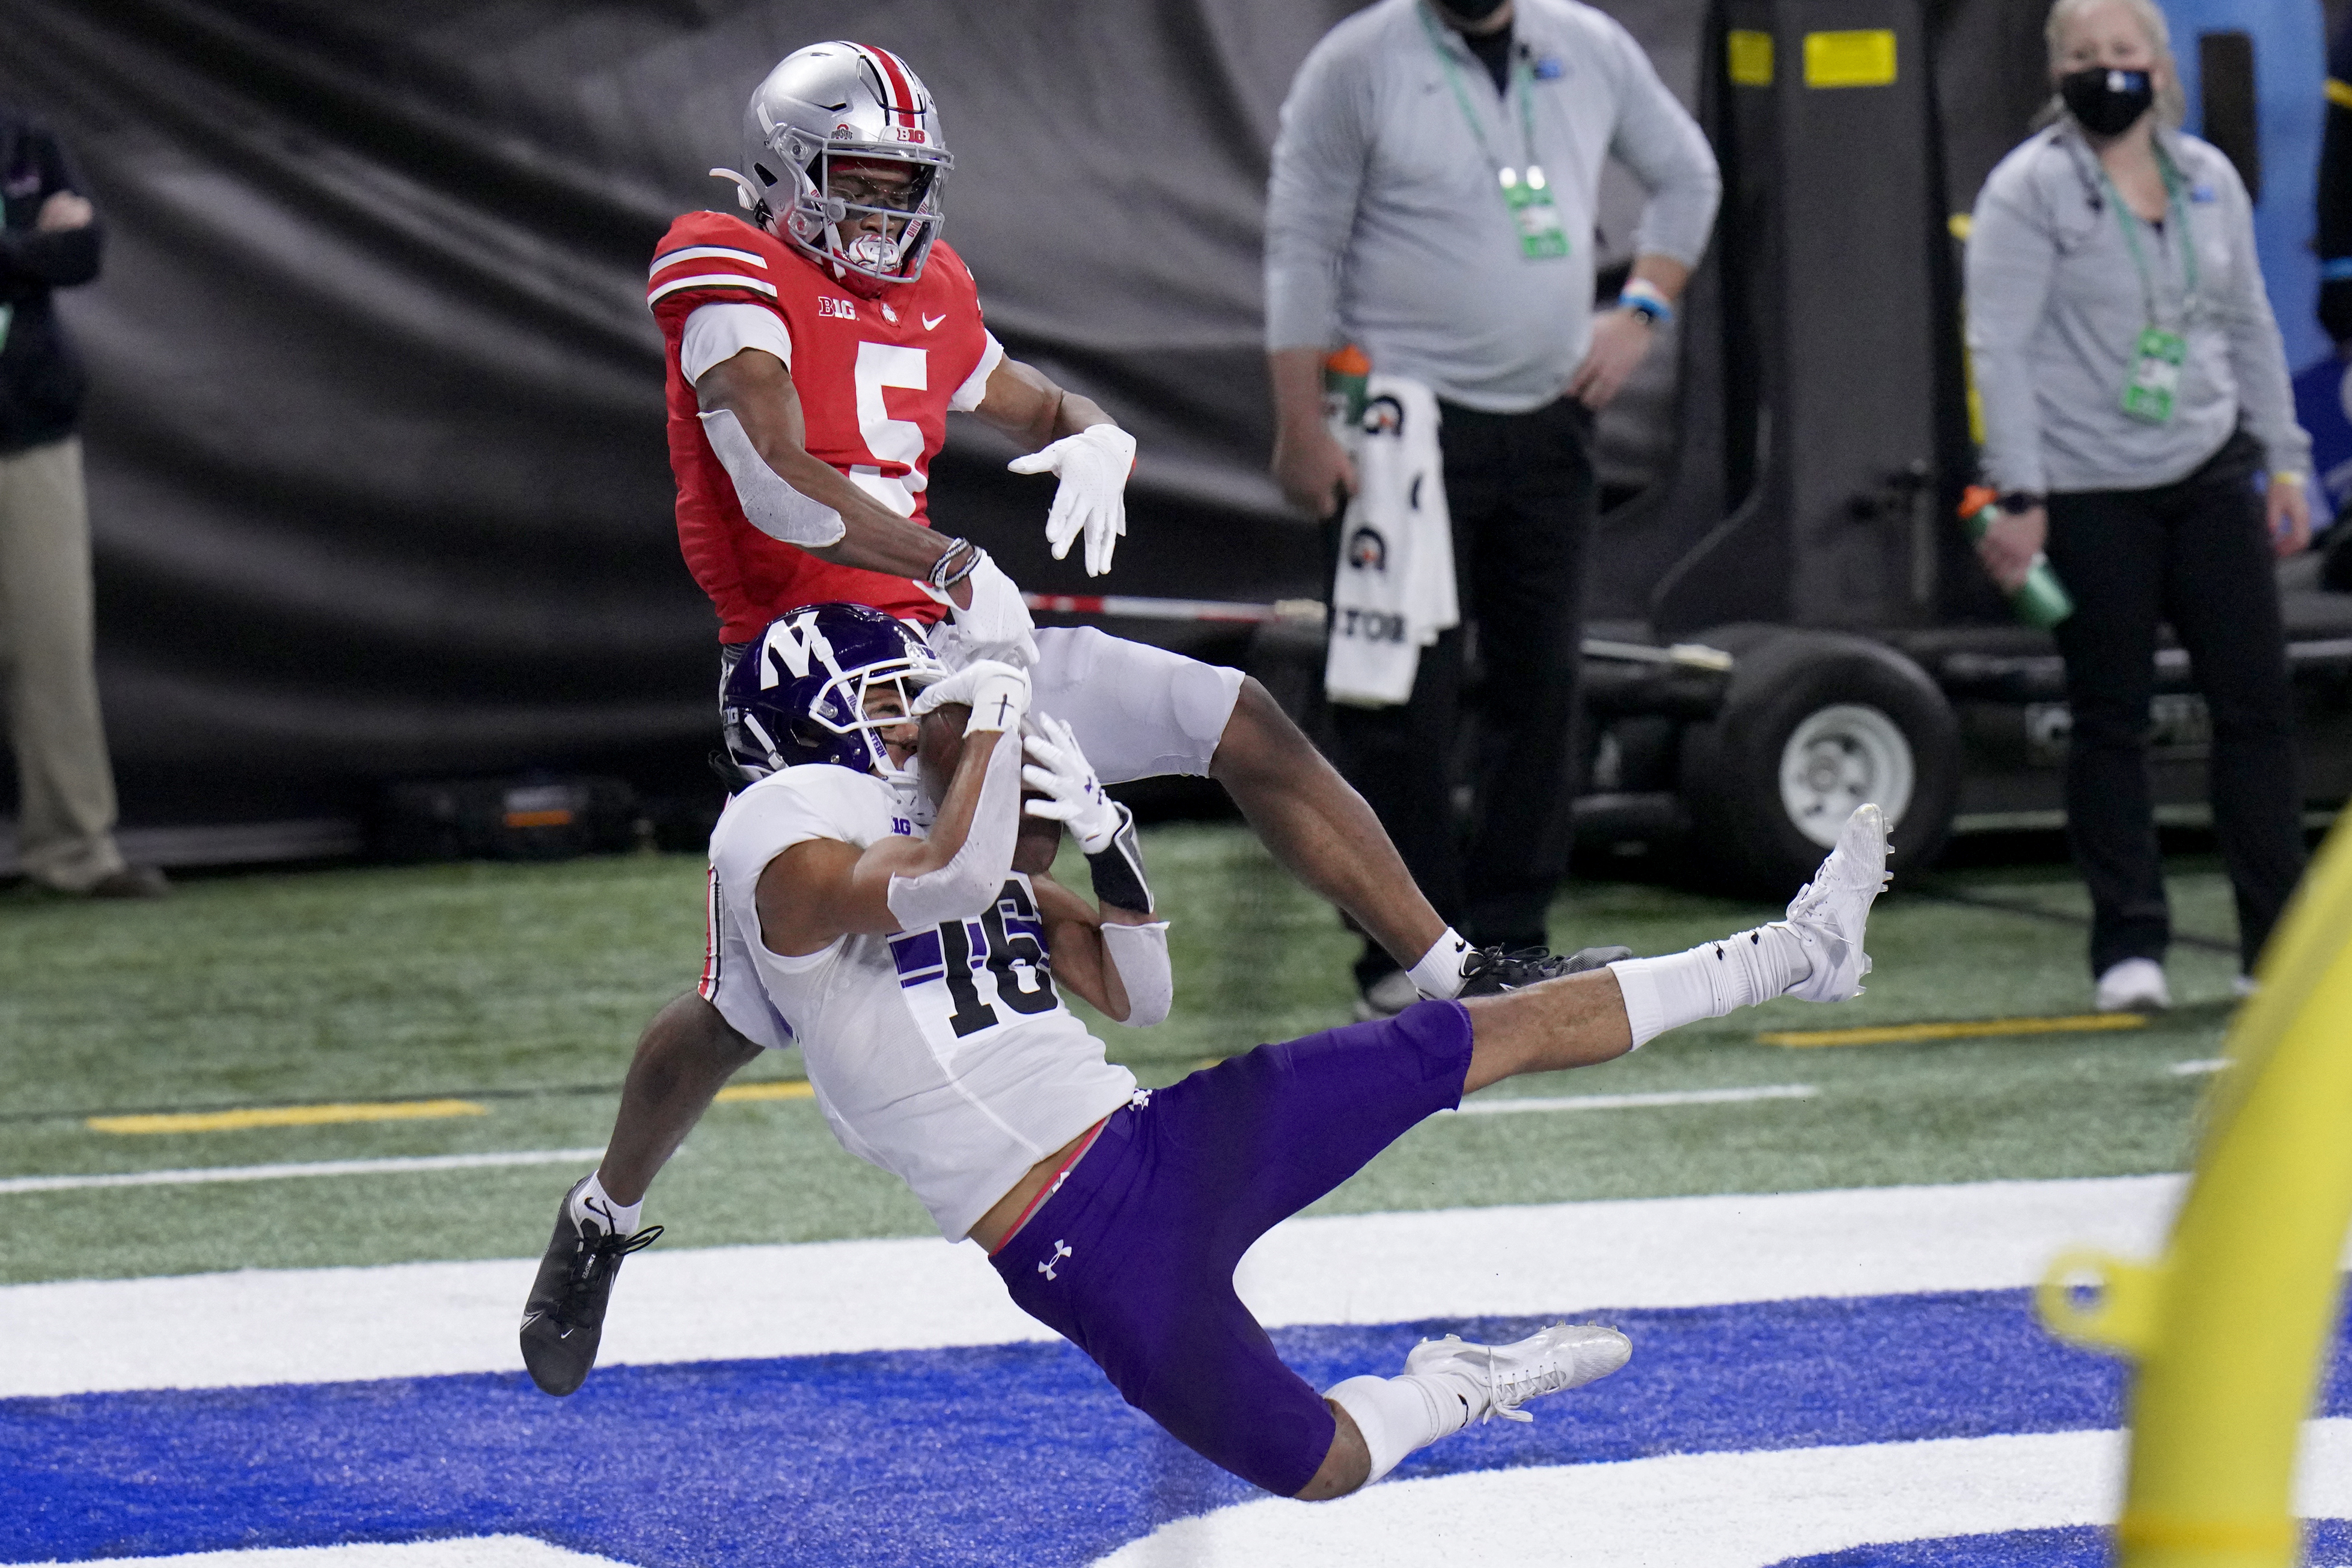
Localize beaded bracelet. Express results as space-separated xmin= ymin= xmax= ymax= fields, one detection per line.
xmin=927 ymin=538 xmax=981 ymax=591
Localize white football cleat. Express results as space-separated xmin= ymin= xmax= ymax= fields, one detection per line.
xmin=1405 ymin=1323 xmax=1632 ymax=1425
xmin=1781 ymin=803 xmax=1892 ymax=1003
xmin=2095 ymin=957 xmax=2169 ymax=1013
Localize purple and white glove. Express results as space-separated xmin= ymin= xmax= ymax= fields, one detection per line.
xmin=1020 ymin=715 xmax=1119 ymax=850
xmin=1023 ymin=714 xmax=1153 ymax=914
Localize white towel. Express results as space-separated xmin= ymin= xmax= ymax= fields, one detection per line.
xmin=1324 ymin=374 xmax=1459 ymax=707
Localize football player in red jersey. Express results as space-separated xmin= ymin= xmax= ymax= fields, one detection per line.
xmin=519 ymin=43 xmax=1628 ymax=1390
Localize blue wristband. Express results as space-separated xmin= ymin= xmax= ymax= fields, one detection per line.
xmin=2324 ymin=257 xmax=2352 ymax=282
xmin=1617 ymin=291 xmax=1673 ymax=327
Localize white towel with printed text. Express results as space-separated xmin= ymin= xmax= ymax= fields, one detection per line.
xmin=1324 ymin=374 xmax=1458 ymax=707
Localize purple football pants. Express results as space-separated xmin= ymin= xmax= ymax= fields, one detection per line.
xmin=990 ymin=999 xmax=1474 ymax=1497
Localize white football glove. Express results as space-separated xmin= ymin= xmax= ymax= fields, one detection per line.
xmin=917 ymin=549 xmax=1039 ymax=671
xmin=1007 ymin=424 xmax=1134 ymax=578
xmin=1019 ymin=714 xmax=1122 ymax=853
xmin=912 ymin=659 xmax=1031 ymax=735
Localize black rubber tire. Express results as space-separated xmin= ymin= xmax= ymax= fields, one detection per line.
xmin=1676 ymin=624 xmax=1961 ymax=898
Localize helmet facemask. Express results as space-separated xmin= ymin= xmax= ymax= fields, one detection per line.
xmin=791 ymin=148 xmax=945 ymax=289
xmin=797 ymin=661 xmax=939 ymax=789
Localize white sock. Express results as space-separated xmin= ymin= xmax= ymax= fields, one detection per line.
xmin=1408 ymin=928 xmax=1473 ymax=1000
xmin=570 ymin=1172 xmax=643 ymax=1237
xmin=1325 ymin=1371 xmax=1472 ymax=1486
xmin=1607 ymin=925 xmax=1813 ymax=1049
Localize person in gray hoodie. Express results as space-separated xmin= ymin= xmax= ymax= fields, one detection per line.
xmin=1964 ymin=0 xmax=2311 ymax=1012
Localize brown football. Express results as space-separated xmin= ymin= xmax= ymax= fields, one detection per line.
xmin=1015 ymin=793 xmax=1063 ymax=874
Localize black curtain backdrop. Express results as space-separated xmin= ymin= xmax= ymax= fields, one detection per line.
xmin=0 ymin=0 xmax=1378 ymax=825
xmin=0 ymin=0 xmax=2021 ymax=831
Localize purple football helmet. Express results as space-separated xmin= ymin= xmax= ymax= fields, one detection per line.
xmin=722 ymin=603 xmax=945 ymax=782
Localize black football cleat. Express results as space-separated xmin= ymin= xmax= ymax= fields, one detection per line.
xmin=520 ymin=1176 xmax=663 ymax=1396
xmin=1458 ymin=944 xmax=1634 ymax=996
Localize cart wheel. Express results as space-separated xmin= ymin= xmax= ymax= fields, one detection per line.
xmin=1677 ymin=625 xmax=1960 ymax=897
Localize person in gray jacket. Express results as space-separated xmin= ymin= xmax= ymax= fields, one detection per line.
xmin=1265 ymin=0 xmax=1717 ymax=1015
xmin=1966 ymin=0 xmax=2311 ymax=1011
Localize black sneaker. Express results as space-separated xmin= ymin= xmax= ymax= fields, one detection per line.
xmin=1458 ymin=944 xmax=1634 ymax=995
xmin=520 ymin=1176 xmax=663 ymax=1396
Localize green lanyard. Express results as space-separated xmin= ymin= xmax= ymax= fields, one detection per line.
xmin=2097 ymin=148 xmax=2199 ymax=330
xmin=1417 ymin=5 xmax=1568 ymax=258
xmin=2097 ymin=148 xmax=2199 ymax=423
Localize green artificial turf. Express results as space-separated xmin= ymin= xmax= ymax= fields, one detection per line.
xmin=0 ymin=828 xmax=2257 ymax=1284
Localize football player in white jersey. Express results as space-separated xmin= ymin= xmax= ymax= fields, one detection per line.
xmin=521 ymin=602 xmax=1895 ymax=1501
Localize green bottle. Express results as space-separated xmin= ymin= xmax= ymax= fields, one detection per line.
xmin=1322 ymin=344 xmax=1370 ymax=430
xmin=1959 ymin=485 xmax=2074 ymax=630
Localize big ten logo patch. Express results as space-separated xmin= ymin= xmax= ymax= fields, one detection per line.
xmin=892 ymin=816 xmax=915 ymax=837
xmin=1346 ymin=526 xmax=1388 ymax=572
xmin=1336 ymin=606 xmax=1407 ymax=644
xmin=817 ymin=296 xmax=859 ymax=320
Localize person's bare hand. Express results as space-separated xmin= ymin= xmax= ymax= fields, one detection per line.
xmin=1566 ymin=308 xmax=1655 ymax=410
xmin=1975 ymin=505 xmax=2047 ymax=593
xmin=1271 ymin=421 xmax=1357 ymax=519
xmin=2267 ymin=479 xmax=2312 ymax=558
xmin=35 ymin=191 xmax=93 ymax=233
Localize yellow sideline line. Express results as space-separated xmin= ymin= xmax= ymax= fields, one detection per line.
xmin=88 ymin=1099 xmax=487 ymax=1135
xmin=1761 ymin=1013 xmax=2148 ymax=1048
xmin=713 ymin=1079 xmax=814 ymax=1102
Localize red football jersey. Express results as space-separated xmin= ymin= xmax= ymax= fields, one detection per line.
xmin=648 ymin=210 xmax=998 ymax=642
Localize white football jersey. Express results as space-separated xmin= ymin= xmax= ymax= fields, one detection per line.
xmin=703 ymin=763 xmax=1138 ymax=1241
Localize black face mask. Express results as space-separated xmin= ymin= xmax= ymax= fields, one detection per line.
xmin=1440 ymin=0 xmax=1510 ymax=20
xmin=2059 ymin=66 xmax=2155 ymax=136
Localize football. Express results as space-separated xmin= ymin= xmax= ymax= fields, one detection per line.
xmin=1014 ymin=792 xmax=1062 ymax=874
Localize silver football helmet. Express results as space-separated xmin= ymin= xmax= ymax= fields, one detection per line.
xmin=711 ymin=41 xmax=952 ymax=289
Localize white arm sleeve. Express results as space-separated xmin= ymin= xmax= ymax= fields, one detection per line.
xmin=948 ymin=332 xmax=1005 ymax=412
xmin=1099 ymin=920 xmax=1173 ymax=1028
xmin=697 ymin=407 xmax=847 ymax=548
xmin=682 ymin=301 xmax=795 ymax=381
xmin=886 ymin=733 xmax=1022 ymax=930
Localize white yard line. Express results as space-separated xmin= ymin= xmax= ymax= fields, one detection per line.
xmin=1092 ymin=1420 xmax=2352 ymax=1568
xmin=19 ymin=1537 xmax=629 ymax=1567
xmin=0 ymin=1087 xmax=1813 ymax=1194
xmin=2169 ymin=1059 xmax=2230 ymax=1076
xmin=0 ymin=1149 xmax=606 ymax=1195
xmin=1447 ymin=1085 xmax=1818 ymax=1115
xmin=2 ymin=1174 xmax=2193 ymax=1399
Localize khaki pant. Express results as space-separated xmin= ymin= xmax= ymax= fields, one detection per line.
xmin=0 ymin=437 xmax=125 ymax=891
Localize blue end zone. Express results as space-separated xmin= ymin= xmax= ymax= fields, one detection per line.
xmin=1771 ymin=1520 xmax=2352 ymax=1568
xmin=8 ymin=1288 xmax=2347 ymax=1567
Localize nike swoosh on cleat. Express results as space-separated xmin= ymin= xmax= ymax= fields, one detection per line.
xmin=922 ymin=313 xmax=945 ymax=330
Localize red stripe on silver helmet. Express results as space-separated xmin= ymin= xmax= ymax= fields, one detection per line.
xmin=860 ymin=44 xmax=923 ymax=125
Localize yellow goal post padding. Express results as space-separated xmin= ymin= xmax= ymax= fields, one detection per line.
xmin=2037 ymin=810 xmax=2352 ymax=1568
